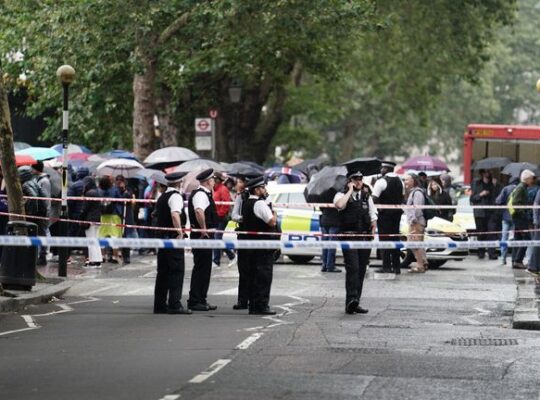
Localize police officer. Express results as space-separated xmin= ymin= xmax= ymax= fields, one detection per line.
xmin=241 ymin=176 xmax=278 ymax=315
xmin=154 ymin=171 xmax=191 ymax=315
xmin=372 ymin=161 xmax=404 ymax=274
xmin=231 ymin=175 xmax=250 ymax=310
xmin=334 ymin=170 xmax=377 ymax=314
xmin=187 ymin=169 xmax=219 ymax=311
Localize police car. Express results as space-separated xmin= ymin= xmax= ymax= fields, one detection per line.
xmin=227 ymin=183 xmax=468 ymax=267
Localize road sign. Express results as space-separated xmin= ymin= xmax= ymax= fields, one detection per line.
xmin=195 ymin=118 xmax=212 ymax=133
xmin=209 ymin=109 xmax=218 ymax=119
xmin=195 ymin=136 xmax=212 ymax=151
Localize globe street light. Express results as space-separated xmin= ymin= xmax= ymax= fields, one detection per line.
xmin=56 ymin=65 xmax=75 ymax=277
xmin=228 ymin=79 xmax=242 ymax=161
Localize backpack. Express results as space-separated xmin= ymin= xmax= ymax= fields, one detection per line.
xmin=413 ymin=188 xmax=438 ymax=221
xmin=507 ymin=185 xmax=526 ymax=218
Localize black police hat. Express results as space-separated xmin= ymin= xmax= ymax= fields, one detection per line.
xmin=381 ymin=161 xmax=396 ymax=169
xmin=346 ymin=170 xmax=363 ymax=179
xmin=165 ymin=171 xmax=188 ymax=184
xmin=246 ymin=176 xmax=266 ymax=190
xmin=196 ymin=168 xmax=215 ymax=182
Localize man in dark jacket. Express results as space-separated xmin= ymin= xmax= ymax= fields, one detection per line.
xmin=67 ymin=167 xmax=90 ymax=238
xmin=319 ymin=207 xmax=341 ymax=273
xmin=470 ymin=169 xmax=497 ymax=259
xmin=495 ymin=178 xmax=518 ymax=265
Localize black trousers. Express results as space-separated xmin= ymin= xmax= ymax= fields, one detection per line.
xmin=378 ymin=213 xmax=401 ymax=271
xmin=236 ymin=248 xmax=250 ymax=306
xmin=154 ymin=248 xmax=185 ymax=312
xmin=474 ymin=216 xmax=496 ymax=258
xmin=245 ymin=249 xmax=274 ymax=311
xmin=343 ymin=246 xmax=370 ymax=305
xmin=512 ymin=216 xmax=530 ymax=263
xmin=188 ymin=247 xmax=213 ymax=306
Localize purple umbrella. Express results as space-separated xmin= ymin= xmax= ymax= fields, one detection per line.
xmin=402 ymin=156 xmax=449 ymax=172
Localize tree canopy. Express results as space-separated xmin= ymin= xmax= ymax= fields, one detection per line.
xmin=0 ymin=0 xmax=520 ymax=163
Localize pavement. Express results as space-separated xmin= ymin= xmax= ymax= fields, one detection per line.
xmin=0 ymin=252 xmax=539 ymax=400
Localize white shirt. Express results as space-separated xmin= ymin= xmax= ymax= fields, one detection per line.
xmin=333 ymin=191 xmax=378 ymax=222
xmin=192 ymin=186 xmax=211 ymax=211
xmin=249 ymin=195 xmax=274 ymax=223
xmin=372 ymin=173 xmax=404 ymax=198
xmin=165 ymin=187 xmax=183 ymax=214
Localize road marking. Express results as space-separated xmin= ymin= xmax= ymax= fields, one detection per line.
xmin=22 ymin=315 xmax=38 ymax=328
xmin=123 ymin=287 xmax=149 ymax=295
xmin=68 ymin=296 xmax=99 ymax=305
xmin=214 ymin=288 xmax=238 ymax=295
xmin=236 ymin=332 xmax=263 ymax=350
xmin=189 ymin=359 xmax=231 ymax=384
xmin=158 ymin=395 xmax=180 ymax=400
xmin=80 ymin=284 xmax=121 ymax=296
xmin=243 ymin=326 xmax=265 ymax=332
xmin=32 ymin=303 xmax=73 ymax=317
xmin=140 ymin=270 xmax=156 ymax=278
xmin=0 ymin=326 xmax=40 ymax=336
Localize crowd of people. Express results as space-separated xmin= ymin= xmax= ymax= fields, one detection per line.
xmin=3 ymin=156 xmax=540 ymax=315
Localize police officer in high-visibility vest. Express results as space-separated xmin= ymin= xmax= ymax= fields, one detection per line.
xmin=154 ymin=171 xmax=192 ymax=315
xmin=187 ymin=169 xmax=219 ymax=312
xmin=333 ymin=170 xmax=377 ymax=314
xmin=242 ymin=176 xmax=278 ymax=315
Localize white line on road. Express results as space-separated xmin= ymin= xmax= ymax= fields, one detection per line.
xmin=123 ymin=287 xmax=149 ymax=295
xmin=214 ymin=288 xmax=238 ymax=295
xmin=32 ymin=303 xmax=73 ymax=317
xmin=68 ymin=296 xmax=99 ymax=305
xmin=22 ymin=315 xmax=38 ymax=328
xmin=158 ymin=395 xmax=180 ymax=400
xmin=189 ymin=359 xmax=231 ymax=384
xmin=0 ymin=326 xmax=40 ymax=336
xmin=140 ymin=270 xmax=156 ymax=278
xmin=80 ymin=284 xmax=121 ymax=296
xmin=236 ymin=332 xmax=264 ymax=350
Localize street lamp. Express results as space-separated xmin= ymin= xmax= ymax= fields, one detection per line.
xmin=228 ymin=79 xmax=242 ymax=161
xmin=56 ymin=64 xmax=75 ymax=277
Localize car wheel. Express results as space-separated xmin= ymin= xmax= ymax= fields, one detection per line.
xmin=288 ymin=255 xmax=315 ymax=264
xmin=427 ymin=259 xmax=447 ymax=269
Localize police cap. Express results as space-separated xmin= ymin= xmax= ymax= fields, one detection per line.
xmin=246 ymin=176 xmax=266 ymax=190
xmin=346 ymin=171 xmax=363 ymax=179
xmin=196 ymin=168 xmax=215 ymax=182
xmin=381 ymin=161 xmax=396 ymax=169
xmin=165 ymin=171 xmax=187 ymax=184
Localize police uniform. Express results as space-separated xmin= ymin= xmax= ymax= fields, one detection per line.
xmin=154 ymin=172 xmax=191 ymax=314
xmin=373 ymin=161 xmax=404 ymax=274
xmin=241 ymin=177 xmax=277 ymax=315
xmin=187 ymin=169 xmax=219 ymax=311
xmin=232 ymin=187 xmax=251 ymax=309
xmin=334 ymin=171 xmax=377 ymax=314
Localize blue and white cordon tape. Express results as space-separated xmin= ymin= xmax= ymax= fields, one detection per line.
xmin=0 ymin=235 xmax=537 ymax=250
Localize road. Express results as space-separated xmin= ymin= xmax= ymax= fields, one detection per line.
xmin=1 ymin=253 xmax=539 ymax=400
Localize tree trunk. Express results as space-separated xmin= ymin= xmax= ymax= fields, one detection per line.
xmin=340 ymin=117 xmax=357 ymax=162
xmin=0 ymin=70 xmax=25 ymax=219
xmin=132 ymin=56 xmax=157 ymax=160
xmin=156 ymin=86 xmax=178 ymax=148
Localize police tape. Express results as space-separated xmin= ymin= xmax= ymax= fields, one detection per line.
xmin=0 ymin=235 xmax=536 ymax=250
xmin=1 ymin=193 xmax=539 ymax=209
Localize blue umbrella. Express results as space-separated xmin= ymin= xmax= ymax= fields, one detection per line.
xmin=102 ymin=149 xmax=138 ymax=160
xmin=16 ymin=147 xmax=61 ymax=161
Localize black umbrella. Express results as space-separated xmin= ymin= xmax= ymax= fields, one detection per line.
xmin=501 ymin=162 xmax=538 ymax=179
xmin=304 ymin=166 xmax=348 ymax=203
xmin=227 ymin=162 xmax=265 ymax=178
xmin=472 ymin=157 xmax=512 ymax=170
xmin=341 ymin=157 xmax=382 ymax=176
xmin=294 ymin=159 xmax=323 ymax=178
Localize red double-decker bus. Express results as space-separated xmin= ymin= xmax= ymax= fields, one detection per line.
xmin=464 ymin=123 xmax=540 ymax=184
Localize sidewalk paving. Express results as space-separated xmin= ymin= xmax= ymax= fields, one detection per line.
xmin=512 ymin=269 xmax=540 ymax=330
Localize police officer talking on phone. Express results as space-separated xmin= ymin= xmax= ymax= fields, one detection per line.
xmin=334 ymin=170 xmax=377 ymax=314
xmin=154 ymin=171 xmax=191 ymax=315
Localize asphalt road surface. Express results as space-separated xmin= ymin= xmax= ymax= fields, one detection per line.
xmin=1 ymin=253 xmax=539 ymax=400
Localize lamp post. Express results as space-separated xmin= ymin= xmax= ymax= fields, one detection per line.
xmin=228 ymin=79 xmax=242 ymax=161
xmin=56 ymin=65 xmax=75 ymax=277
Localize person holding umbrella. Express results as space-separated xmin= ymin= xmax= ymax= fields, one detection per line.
xmin=334 ymin=170 xmax=377 ymax=315
xmin=187 ymin=169 xmax=219 ymax=312
xmin=470 ymin=169 xmax=497 ymax=260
